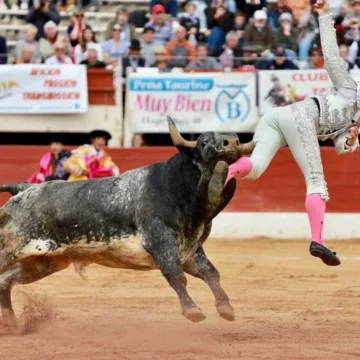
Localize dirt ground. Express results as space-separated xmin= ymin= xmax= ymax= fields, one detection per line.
xmin=1 ymin=238 xmax=360 ymax=360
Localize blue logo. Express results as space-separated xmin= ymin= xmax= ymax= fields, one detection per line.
xmin=215 ymin=84 xmax=250 ymax=123
xmin=74 ymin=103 xmax=80 ymax=109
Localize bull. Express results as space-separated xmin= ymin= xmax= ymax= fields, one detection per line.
xmin=0 ymin=117 xmax=254 ymax=328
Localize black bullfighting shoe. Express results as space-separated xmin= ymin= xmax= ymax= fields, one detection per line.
xmin=309 ymin=241 xmax=341 ymax=266
xmin=208 ymin=161 xmax=228 ymax=205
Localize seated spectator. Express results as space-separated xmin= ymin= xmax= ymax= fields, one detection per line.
xmin=205 ymin=0 xmax=234 ymax=53
xmin=122 ymin=40 xmax=145 ymax=76
xmin=105 ymin=7 xmax=137 ymax=42
xmin=15 ymin=44 xmax=39 ymax=64
xmin=45 ymin=42 xmax=73 ymax=64
xmin=74 ymin=27 xmax=103 ymax=64
xmin=165 ymin=25 xmax=195 ymax=68
xmin=186 ymin=0 xmax=208 ymax=29
xmin=218 ymin=31 xmax=242 ymax=68
xmin=342 ymin=0 xmax=360 ymax=43
xmin=145 ymin=4 xmax=173 ymax=45
xmin=286 ymin=0 xmax=309 ymax=24
xmin=15 ymin=24 xmax=41 ymax=64
xmin=339 ymin=43 xmax=358 ymax=70
xmin=80 ymin=48 xmax=106 ymax=68
xmin=149 ymin=0 xmax=177 ymax=20
xmin=268 ymin=0 xmax=293 ymax=31
xmin=102 ymin=24 xmax=131 ymax=67
xmin=0 ymin=35 xmax=7 ymax=64
xmin=244 ymin=10 xmax=273 ymax=57
xmin=180 ymin=2 xmax=201 ymax=47
xmin=39 ymin=20 xmax=72 ymax=60
xmin=299 ymin=46 xmax=323 ymax=69
xmin=67 ymin=9 xmax=90 ymax=48
xmin=140 ymin=24 xmax=163 ymax=66
xmin=28 ymin=136 xmax=71 ymax=184
xmin=259 ymin=46 xmax=298 ymax=70
xmin=233 ymin=11 xmax=246 ymax=49
xmin=237 ymin=42 xmax=261 ymax=69
xmin=25 ymin=0 xmax=61 ymax=40
xmin=150 ymin=45 xmax=172 ymax=72
xmin=63 ymin=130 xmax=120 ymax=181
xmin=273 ymin=13 xmax=299 ymax=60
xmin=297 ymin=5 xmax=319 ymax=61
xmin=131 ymin=133 xmax=146 ymax=147
xmin=186 ymin=43 xmax=222 ymax=69
xmin=238 ymin=0 xmax=266 ymax=22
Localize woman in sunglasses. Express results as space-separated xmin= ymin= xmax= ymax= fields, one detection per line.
xmin=150 ymin=45 xmax=172 ymax=72
xmin=67 ymin=9 xmax=90 ymax=48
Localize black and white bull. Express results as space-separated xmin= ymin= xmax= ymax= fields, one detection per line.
xmin=0 ymin=118 xmax=254 ymax=327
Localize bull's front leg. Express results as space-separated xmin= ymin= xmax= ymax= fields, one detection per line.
xmin=143 ymin=228 xmax=206 ymax=323
xmin=183 ymin=246 xmax=235 ymax=321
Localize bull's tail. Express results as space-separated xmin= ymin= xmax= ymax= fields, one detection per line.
xmin=0 ymin=182 xmax=36 ymax=196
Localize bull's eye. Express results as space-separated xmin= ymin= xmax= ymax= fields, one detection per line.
xmin=202 ymin=141 xmax=207 ymax=147
xmin=236 ymin=140 xmax=239 ymax=146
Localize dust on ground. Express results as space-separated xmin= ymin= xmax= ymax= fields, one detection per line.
xmin=1 ymin=238 xmax=360 ymax=360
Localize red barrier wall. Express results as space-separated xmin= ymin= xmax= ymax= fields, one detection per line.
xmin=0 ymin=146 xmax=358 ymax=212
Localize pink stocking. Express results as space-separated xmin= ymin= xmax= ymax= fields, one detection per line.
xmin=305 ymin=194 xmax=326 ymax=247
xmin=225 ymin=157 xmax=253 ymax=185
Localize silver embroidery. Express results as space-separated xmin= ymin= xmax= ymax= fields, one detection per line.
xmin=291 ymin=100 xmax=330 ymax=202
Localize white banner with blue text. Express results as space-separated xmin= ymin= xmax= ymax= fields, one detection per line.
xmin=127 ymin=72 xmax=257 ymax=133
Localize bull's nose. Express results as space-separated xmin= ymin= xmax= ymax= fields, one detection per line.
xmin=223 ymin=138 xmax=239 ymax=148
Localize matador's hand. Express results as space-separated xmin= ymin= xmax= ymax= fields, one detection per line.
xmin=346 ymin=126 xmax=359 ymax=147
xmin=313 ymin=0 xmax=329 ymax=15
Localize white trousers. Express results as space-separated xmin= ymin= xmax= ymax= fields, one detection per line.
xmin=246 ymin=99 xmax=329 ymax=201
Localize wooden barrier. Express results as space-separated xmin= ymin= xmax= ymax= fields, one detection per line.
xmin=87 ymin=69 xmax=115 ymax=105
xmin=0 ymin=145 xmax=359 ymax=212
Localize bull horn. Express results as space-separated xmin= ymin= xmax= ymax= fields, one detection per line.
xmin=167 ymin=116 xmax=196 ymax=148
xmin=237 ymin=141 xmax=255 ymax=155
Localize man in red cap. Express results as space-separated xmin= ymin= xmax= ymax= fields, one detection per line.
xmin=150 ymin=0 xmax=177 ymax=20
xmin=145 ymin=4 xmax=173 ymax=45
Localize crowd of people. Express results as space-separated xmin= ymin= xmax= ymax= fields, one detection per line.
xmin=28 ymin=130 xmax=145 ymax=183
xmin=1 ymin=0 xmax=360 ymax=70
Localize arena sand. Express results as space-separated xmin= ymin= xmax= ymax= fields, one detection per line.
xmin=1 ymin=239 xmax=360 ymax=360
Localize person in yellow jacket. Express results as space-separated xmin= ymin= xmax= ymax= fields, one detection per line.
xmin=63 ymin=130 xmax=120 ymax=181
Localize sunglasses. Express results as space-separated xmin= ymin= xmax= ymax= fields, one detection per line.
xmin=75 ymin=14 xmax=84 ymax=18
xmin=155 ymin=52 xmax=165 ymax=55
xmin=113 ymin=28 xmax=121 ymax=31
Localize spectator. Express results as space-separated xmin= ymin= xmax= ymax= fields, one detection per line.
xmin=74 ymin=27 xmax=103 ymax=64
xmin=67 ymin=9 xmax=90 ymax=48
xmin=139 ymin=24 xmax=163 ymax=66
xmin=185 ymin=0 xmax=208 ymax=29
xmin=186 ymin=43 xmax=222 ymax=69
xmin=218 ymin=31 xmax=242 ymax=68
xmin=80 ymin=48 xmax=106 ymax=68
xmin=45 ymin=42 xmax=73 ymax=64
xmin=297 ymin=5 xmax=319 ymax=61
xmin=243 ymin=10 xmax=273 ymax=57
xmin=15 ymin=24 xmax=41 ymax=64
xmin=145 ymin=4 xmax=173 ymax=45
xmin=180 ymin=1 xmax=201 ymax=47
xmin=348 ymin=38 xmax=360 ymax=66
xmin=268 ymin=0 xmax=293 ymax=31
xmin=165 ymin=25 xmax=196 ymax=68
xmin=342 ymin=0 xmax=360 ymax=42
xmin=25 ymin=0 xmax=61 ymax=40
xmin=259 ymin=46 xmax=298 ymax=69
xmin=105 ymin=7 xmax=137 ymax=42
xmin=0 ymin=35 xmax=7 ymax=64
xmin=131 ymin=133 xmax=146 ymax=147
xmin=233 ymin=11 xmax=246 ymax=49
xmin=273 ymin=12 xmax=299 ymax=59
xmin=63 ymin=130 xmax=120 ymax=181
xmin=237 ymin=42 xmax=262 ymax=69
xmin=122 ymin=40 xmax=146 ymax=77
xmin=286 ymin=0 xmax=309 ymax=23
xmin=149 ymin=0 xmax=177 ymax=19
xmin=150 ymin=45 xmax=172 ymax=72
xmin=237 ymin=0 xmax=267 ymax=22
xmin=205 ymin=0 xmax=234 ymax=53
xmin=28 ymin=136 xmax=71 ymax=184
xmin=299 ymin=46 xmax=323 ymax=69
xmin=15 ymin=44 xmax=39 ymax=64
xmin=210 ymin=0 xmax=237 ymax=13
xmin=39 ymin=20 xmax=71 ymax=60
xmin=102 ymin=23 xmax=131 ymax=67
xmin=339 ymin=43 xmax=358 ymax=70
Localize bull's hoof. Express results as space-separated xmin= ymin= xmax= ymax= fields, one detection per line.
xmin=1 ymin=312 xmax=19 ymax=334
xmin=208 ymin=161 xmax=228 ymax=205
xmin=217 ymin=303 xmax=235 ymax=321
xmin=183 ymin=307 xmax=206 ymax=323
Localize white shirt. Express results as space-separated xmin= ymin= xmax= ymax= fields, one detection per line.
xmin=74 ymin=42 xmax=104 ymax=64
xmin=45 ymin=55 xmax=73 ymax=65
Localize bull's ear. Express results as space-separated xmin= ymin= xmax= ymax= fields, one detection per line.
xmin=167 ymin=116 xmax=197 ymax=155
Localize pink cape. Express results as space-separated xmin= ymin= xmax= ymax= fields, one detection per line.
xmin=28 ymin=152 xmax=53 ymax=183
xmin=85 ymin=155 xmax=113 ymax=179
